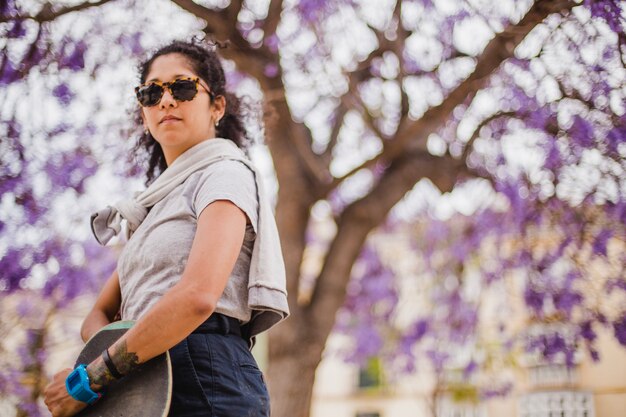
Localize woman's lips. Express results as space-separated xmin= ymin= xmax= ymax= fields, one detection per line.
xmin=159 ymin=116 xmax=181 ymax=124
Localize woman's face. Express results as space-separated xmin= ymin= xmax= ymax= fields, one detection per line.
xmin=140 ymin=53 xmax=225 ymax=165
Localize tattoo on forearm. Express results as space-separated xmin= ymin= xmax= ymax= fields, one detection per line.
xmin=110 ymin=340 xmax=140 ymax=375
xmin=86 ymin=341 xmax=140 ymax=389
xmin=87 ymin=358 xmax=117 ymax=389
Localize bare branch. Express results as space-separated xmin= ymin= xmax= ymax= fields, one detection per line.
xmin=351 ymin=93 xmax=387 ymax=139
xmin=405 ymin=51 xmax=472 ymax=77
xmin=389 ymin=0 xmax=577 ymax=157
xmin=170 ymin=0 xmax=228 ymax=33
xmin=291 ymin=122 xmax=334 ymax=186
xmin=1 ymin=0 xmax=115 ymax=23
xmin=227 ymin=0 xmax=244 ymax=28
xmin=392 ymin=0 xmax=410 ymax=120
xmin=307 ymin=151 xmax=470 ymax=322
xmin=321 ymin=102 xmax=349 ymax=164
xmin=264 ymin=97 xmax=334 ymax=190
xmin=170 ymin=0 xmax=276 ymax=83
xmin=263 ymin=0 xmax=284 ymax=37
xmin=461 ymin=111 xmax=517 ymax=161
xmin=328 ymin=151 xmax=386 ymax=192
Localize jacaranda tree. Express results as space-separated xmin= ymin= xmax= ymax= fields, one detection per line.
xmin=1 ymin=1 xmax=624 ymax=416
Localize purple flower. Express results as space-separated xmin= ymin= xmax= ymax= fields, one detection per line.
xmin=584 ymin=0 xmax=625 ymax=33
xmin=296 ymin=0 xmax=353 ymax=24
xmin=569 ymin=115 xmax=595 ymax=148
xmin=351 ymin=325 xmax=384 ymax=360
xmin=542 ymin=140 xmax=562 ymax=170
xmin=614 ymin=314 xmax=626 ymax=347
xmin=7 ymin=19 xmax=27 ymax=38
xmin=297 ymin=0 xmax=327 ymax=23
xmin=463 ymin=360 xmax=478 ymax=379
xmin=18 ymin=402 xmax=44 ymax=417
xmin=119 ymin=32 xmax=144 ymax=55
xmin=49 ymin=122 xmax=71 ymax=136
xmin=592 ymin=229 xmax=613 ymax=256
xmin=553 ymin=288 xmax=583 ymax=318
xmin=1 ymin=0 xmax=17 ymax=17
xmin=426 ymin=349 xmax=449 ymax=372
xmin=403 ymin=319 xmax=430 ymax=345
xmin=0 ymin=58 xmax=20 ymax=85
xmin=0 ymin=248 xmax=29 ymax=291
xmin=263 ymin=63 xmax=279 ymax=78
xmin=52 ymin=83 xmax=74 ymax=106
xmin=480 ymin=382 xmax=513 ymax=400
xmin=418 ymin=0 xmax=435 ymax=10
xmin=59 ymin=40 xmax=87 ymax=71
xmin=524 ymin=286 xmax=544 ymax=315
xmin=264 ymin=34 xmax=279 ymax=53
xmin=605 ymin=124 xmax=625 ymax=154
xmin=402 ymin=51 xmax=422 ymax=74
xmin=606 ymin=278 xmax=626 ymax=293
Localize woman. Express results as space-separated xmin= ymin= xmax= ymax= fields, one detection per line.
xmin=43 ymin=39 xmax=289 ymax=417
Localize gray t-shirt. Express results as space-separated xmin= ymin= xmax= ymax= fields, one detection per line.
xmin=117 ymin=159 xmax=259 ymax=323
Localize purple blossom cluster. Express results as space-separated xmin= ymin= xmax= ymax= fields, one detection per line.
xmin=0 ymin=17 xmax=139 ymax=414
xmin=52 ymin=83 xmax=75 ymax=106
xmin=613 ymin=314 xmax=626 ymax=347
xmin=335 ymin=245 xmax=399 ymax=364
xmin=584 ymin=0 xmax=626 ymax=33
xmin=526 ymin=331 xmax=577 ymax=366
xmin=296 ymin=0 xmax=351 ymax=25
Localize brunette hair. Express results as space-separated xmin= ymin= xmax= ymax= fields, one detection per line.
xmin=133 ymin=39 xmax=250 ymax=184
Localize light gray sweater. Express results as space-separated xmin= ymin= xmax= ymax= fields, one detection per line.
xmin=91 ymin=138 xmax=289 ymax=337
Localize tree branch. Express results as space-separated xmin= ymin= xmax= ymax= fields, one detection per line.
xmin=227 ymin=0 xmax=243 ymax=28
xmin=170 ymin=0 xmax=275 ymax=83
xmin=263 ymin=0 xmax=284 ymax=37
xmin=321 ymin=101 xmax=349 ymax=164
xmin=170 ymin=0 xmax=228 ymax=33
xmin=304 ymin=0 xmax=579 ymax=343
xmin=461 ymin=111 xmax=517 ymax=162
xmin=307 ymin=151 xmax=469 ymax=327
xmin=353 ymin=92 xmax=387 ymax=139
xmin=392 ymin=0 xmax=410 ymax=121
xmin=1 ymin=0 xmax=115 ymax=23
xmin=328 ymin=150 xmax=386 ymax=192
xmin=389 ymin=0 xmax=577 ymax=157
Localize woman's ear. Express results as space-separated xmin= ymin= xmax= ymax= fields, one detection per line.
xmin=214 ymin=95 xmax=226 ymax=122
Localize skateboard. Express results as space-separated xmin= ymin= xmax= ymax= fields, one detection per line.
xmin=74 ymin=321 xmax=172 ymax=417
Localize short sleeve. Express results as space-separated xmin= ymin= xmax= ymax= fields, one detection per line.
xmin=193 ymin=160 xmax=259 ymax=234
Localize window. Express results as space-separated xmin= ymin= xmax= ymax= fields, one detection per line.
xmin=355 ymin=412 xmax=381 ymax=417
xmin=519 ymin=391 xmax=594 ymax=417
xmin=358 ymin=357 xmax=383 ymax=389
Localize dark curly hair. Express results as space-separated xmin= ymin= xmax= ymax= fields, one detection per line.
xmin=133 ymin=39 xmax=251 ymax=185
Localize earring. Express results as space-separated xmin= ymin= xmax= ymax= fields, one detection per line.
xmin=144 ymin=128 xmax=149 ymax=136
xmin=215 ymin=119 xmax=220 ymax=128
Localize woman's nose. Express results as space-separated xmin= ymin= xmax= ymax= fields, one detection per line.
xmin=159 ymin=88 xmax=177 ymax=108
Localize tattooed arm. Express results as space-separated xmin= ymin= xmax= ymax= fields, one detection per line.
xmin=88 ymin=200 xmax=247 ymax=386
xmin=44 ymin=201 xmax=246 ymax=416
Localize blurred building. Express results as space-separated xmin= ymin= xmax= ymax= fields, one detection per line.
xmin=309 ymin=325 xmax=626 ymax=417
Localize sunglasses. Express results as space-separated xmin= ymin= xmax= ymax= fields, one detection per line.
xmin=134 ymin=77 xmax=214 ymax=107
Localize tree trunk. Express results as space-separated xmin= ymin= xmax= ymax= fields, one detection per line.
xmin=267 ymin=353 xmax=321 ymax=417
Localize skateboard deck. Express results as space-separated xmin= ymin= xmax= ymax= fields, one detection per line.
xmin=74 ymin=321 xmax=172 ymax=417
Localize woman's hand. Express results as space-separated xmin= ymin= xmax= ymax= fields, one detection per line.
xmin=44 ymin=369 xmax=88 ymax=417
